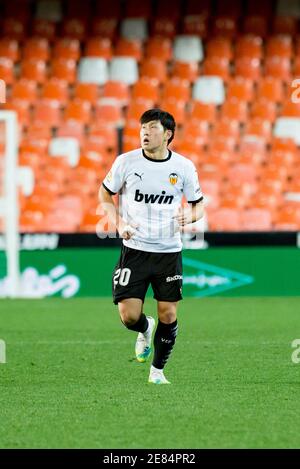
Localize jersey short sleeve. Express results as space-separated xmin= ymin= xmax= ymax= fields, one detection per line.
xmin=183 ymin=161 xmax=203 ymax=203
xmin=102 ymin=155 xmax=126 ymax=195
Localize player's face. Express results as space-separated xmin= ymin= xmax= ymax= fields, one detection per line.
xmin=140 ymin=120 xmax=170 ymax=152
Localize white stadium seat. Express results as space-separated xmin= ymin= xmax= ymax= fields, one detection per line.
xmin=49 ymin=137 xmax=80 ymax=167
xmin=109 ymin=57 xmax=139 ymax=85
xmin=174 ymin=35 xmax=204 ymax=62
xmin=273 ymin=117 xmax=300 ymax=144
xmin=35 ymin=0 xmax=63 ymax=22
xmin=77 ymin=58 xmax=109 ymax=85
xmin=121 ymin=18 xmax=148 ymax=40
xmin=193 ymin=76 xmax=225 ymax=104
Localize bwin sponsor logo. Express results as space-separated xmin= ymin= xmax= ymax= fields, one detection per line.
xmin=134 ymin=189 xmax=174 ymax=204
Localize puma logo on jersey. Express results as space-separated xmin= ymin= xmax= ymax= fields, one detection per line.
xmin=134 ymin=189 xmax=174 ymax=204
xmin=134 ymin=172 xmax=143 ymax=180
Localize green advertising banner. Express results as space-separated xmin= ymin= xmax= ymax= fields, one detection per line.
xmin=1 ymin=247 xmax=299 ymax=298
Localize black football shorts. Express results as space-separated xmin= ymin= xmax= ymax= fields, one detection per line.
xmin=112 ymin=245 xmax=183 ymax=304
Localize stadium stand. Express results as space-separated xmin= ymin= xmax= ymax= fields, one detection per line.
xmin=1 ymin=0 xmax=300 ymax=232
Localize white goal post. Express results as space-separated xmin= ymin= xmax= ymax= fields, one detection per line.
xmin=0 ymin=110 xmax=20 ymax=297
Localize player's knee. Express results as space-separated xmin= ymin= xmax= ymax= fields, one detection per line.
xmin=119 ymin=310 xmax=138 ymax=328
xmin=158 ymin=309 xmax=176 ymax=324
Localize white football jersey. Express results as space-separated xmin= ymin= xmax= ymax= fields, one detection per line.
xmin=102 ymin=148 xmax=203 ymax=252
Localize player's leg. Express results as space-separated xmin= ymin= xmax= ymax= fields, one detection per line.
xmin=112 ymin=246 xmax=155 ymax=362
xmin=149 ymin=251 xmax=182 ymax=384
xmin=148 ymin=301 xmax=178 ymax=384
xmin=118 ymin=298 xmax=156 ymax=362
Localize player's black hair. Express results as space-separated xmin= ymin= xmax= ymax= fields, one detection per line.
xmin=140 ymin=109 xmax=176 ymax=145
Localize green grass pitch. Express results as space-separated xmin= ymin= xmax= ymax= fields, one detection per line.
xmin=1 ymin=297 xmax=300 ymax=449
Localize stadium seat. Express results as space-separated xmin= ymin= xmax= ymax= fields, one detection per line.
xmin=95 ymin=100 xmax=124 ymax=127
xmin=264 ymin=56 xmax=291 ymax=82
xmin=3 ymin=17 xmax=27 ymax=40
xmin=212 ymin=15 xmax=237 ymax=38
xmin=23 ymin=38 xmax=50 ymax=61
xmin=235 ymin=57 xmax=261 ymax=81
xmin=61 ymin=18 xmax=87 ymax=41
xmin=280 ymin=100 xmax=300 ymax=118
xmin=127 ymin=99 xmax=155 ymax=121
xmin=64 ymin=99 xmax=92 ymax=125
xmin=31 ymin=19 xmax=57 ymax=40
xmin=114 ymin=38 xmax=143 ymax=61
xmin=77 ymin=58 xmax=109 ymax=85
xmin=189 ymin=102 xmax=217 ymax=123
xmin=51 ymin=59 xmax=77 ymax=84
xmin=209 ymin=208 xmax=242 ymax=231
xmin=162 ymin=78 xmax=191 ymax=104
xmin=182 ymin=15 xmax=208 ymax=37
xmin=132 ymin=78 xmax=160 ymax=104
xmin=12 ymin=79 xmax=38 ymax=102
xmin=221 ymin=98 xmax=248 ymax=123
xmin=145 ymin=38 xmax=173 ymax=62
xmin=273 ymin=117 xmax=300 ymax=145
xmin=244 ymin=119 xmax=272 ymax=142
xmin=206 ymin=37 xmax=233 ymax=60
xmin=120 ymin=18 xmax=148 ymax=41
xmin=84 ymin=38 xmax=113 ymax=60
xmin=241 ymin=208 xmax=272 ymax=230
xmin=42 ymin=78 xmax=69 ymax=104
xmin=91 ymin=18 xmax=118 ymax=40
xmin=227 ymin=77 xmax=254 ymax=102
xmin=21 ymin=59 xmax=48 ymax=84
xmin=272 ymin=16 xmax=298 ymax=35
xmin=235 ymin=34 xmax=263 ymax=59
xmin=74 ymin=83 xmax=99 ymax=103
xmin=250 ymin=99 xmax=277 ymax=122
xmin=243 ymin=15 xmax=268 ymax=37
xmin=57 ymin=121 xmax=85 ymax=144
xmin=266 ymin=35 xmax=293 ymax=58
xmin=36 ymin=0 xmax=63 ymax=22
xmin=212 ymin=119 xmax=240 ymax=139
xmin=171 ymin=61 xmax=199 ymax=83
xmin=2 ymin=99 xmax=31 ymax=126
xmin=202 ymin=57 xmax=230 ymax=81
xmin=103 ymin=81 xmax=130 ymax=106
xmin=227 ymin=163 xmax=257 ymax=184
xmin=26 ymin=122 xmax=52 ymax=140
xmin=0 ymin=58 xmax=15 ymax=85
xmin=256 ymin=77 xmax=284 ymax=102
xmin=193 ymin=76 xmax=225 ymax=104
xmin=53 ymin=39 xmax=80 ymax=61
xmin=33 ymin=99 xmax=62 ymax=128
xmin=173 ymin=36 xmax=204 ymax=62
xmin=159 ymin=99 xmax=186 ymax=125
xmin=140 ymin=58 xmax=167 ymax=83
xmin=0 ymin=39 xmax=20 ymax=62
xmin=110 ymin=57 xmax=139 ymax=85
xmin=151 ymin=18 xmax=177 ymax=39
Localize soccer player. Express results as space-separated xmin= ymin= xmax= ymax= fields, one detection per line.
xmin=99 ymin=109 xmax=204 ymax=384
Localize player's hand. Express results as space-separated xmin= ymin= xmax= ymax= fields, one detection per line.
xmin=118 ymin=221 xmax=138 ymax=240
xmin=173 ymin=206 xmax=193 ymax=227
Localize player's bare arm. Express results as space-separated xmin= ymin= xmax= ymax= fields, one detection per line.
xmin=174 ymin=201 xmax=205 ymax=226
xmin=99 ymin=185 xmax=136 ymax=240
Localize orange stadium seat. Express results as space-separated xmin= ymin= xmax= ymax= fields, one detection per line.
xmin=212 ymin=15 xmax=237 ymax=38
xmin=235 ymin=57 xmax=261 ymax=81
xmin=103 ymin=81 xmax=130 ymax=106
xmin=115 ymin=39 xmax=143 ymax=61
xmin=280 ymin=100 xmax=300 ymax=117
xmin=182 ymin=15 xmax=208 ymax=37
xmin=127 ymin=99 xmax=155 ymax=120
xmin=266 ymin=35 xmax=293 ymax=59
xmin=243 ymin=15 xmax=268 ymax=37
xmin=209 ymin=208 xmax=242 ymax=231
xmin=3 ymin=17 xmax=27 ymax=40
xmin=21 ymin=59 xmax=47 ymax=84
xmin=162 ymin=78 xmax=191 ymax=103
xmin=23 ymin=38 xmax=50 ymax=61
xmin=84 ymin=38 xmax=113 ymax=60
xmin=250 ymin=99 xmax=277 ymax=122
xmin=91 ymin=18 xmax=118 ymax=40
xmin=256 ymin=77 xmax=284 ymax=102
xmin=244 ymin=119 xmax=272 ymax=142
xmin=145 ymin=37 xmax=173 ymax=61
xmin=51 ymin=59 xmax=77 ymax=84
xmin=0 ymin=39 xmax=20 ymax=62
xmin=94 ymin=101 xmax=123 ymax=126
xmin=221 ymin=98 xmax=248 ymax=123
xmin=12 ymin=79 xmax=38 ymax=102
xmin=212 ymin=118 xmax=240 ymax=139
xmin=206 ymin=37 xmax=233 ymax=60
xmin=202 ymin=57 xmax=230 ymax=81
xmin=190 ymin=102 xmax=217 ymax=123
xmin=140 ymin=58 xmax=168 ymax=84
xmin=227 ymin=77 xmax=254 ymax=102
xmin=271 ymin=137 xmax=298 ymax=153
xmin=26 ymin=122 xmax=52 ymax=140
xmin=235 ymin=35 xmax=263 ymax=59
xmin=61 ymin=18 xmax=87 ymax=41
xmin=64 ymin=99 xmax=92 ymax=124
xmin=31 ymin=19 xmax=57 ymax=40
xmin=53 ymin=39 xmax=81 ymax=61
xmin=171 ymin=61 xmax=199 ymax=83
xmin=2 ymin=99 xmax=32 ymax=126
xmin=132 ymin=78 xmax=160 ymax=104
xmin=159 ymin=99 xmax=186 ymax=125
xmin=0 ymin=58 xmax=15 ymax=85
xmin=57 ymin=121 xmax=85 ymax=144
xmin=74 ymin=83 xmax=99 ymax=103
xmin=227 ymin=163 xmax=258 ymax=184
xmin=264 ymin=56 xmax=291 ymax=82
xmin=272 ymin=16 xmax=298 ymax=35
xmin=151 ymin=18 xmax=177 ymax=39
xmin=42 ymin=78 xmax=69 ymax=104
xmin=241 ymin=208 xmax=272 ymax=230
xmin=33 ymin=99 xmax=62 ymax=128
